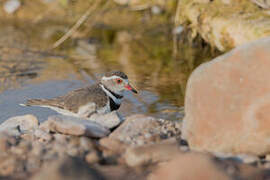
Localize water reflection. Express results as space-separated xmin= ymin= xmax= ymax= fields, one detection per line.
xmin=0 ymin=78 xmax=182 ymax=123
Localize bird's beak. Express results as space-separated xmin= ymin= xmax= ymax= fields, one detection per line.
xmin=125 ymin=83 xmax=138 ymax=94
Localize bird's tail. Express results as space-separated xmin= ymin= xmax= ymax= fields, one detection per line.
xmin=20 ymin=99 xmax=53 ymax=107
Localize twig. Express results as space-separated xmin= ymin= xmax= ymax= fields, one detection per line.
xmin=52 ymin=1 xmax=101 ymax=49
xmin=81 ymin=0 xmax=112 ymax=35
xmin=251 ymin=0 xmax=270 ymax=9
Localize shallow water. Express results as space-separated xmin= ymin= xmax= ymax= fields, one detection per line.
xmin=0 ymin=78 xmax=183 ymax=122
xmin=0 ymin=7 xmax=219 ymax=122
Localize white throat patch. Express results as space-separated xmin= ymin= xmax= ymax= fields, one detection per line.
xmin=100 ymin=84 xmax=122 ymax=105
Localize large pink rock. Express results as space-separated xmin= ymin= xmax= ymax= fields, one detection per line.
xmin=148 ymin=152 xmax=230 ymax=180
xmin=182 ymin=37 xmax=270 ymax=155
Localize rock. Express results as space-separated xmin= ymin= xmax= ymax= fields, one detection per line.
xmin=99 ymin=137 xmax=128 ymax=163
xmin=79 ymin=137 xmax=95 ymax=151
xmin=151 ymin=5 xmax=163 ymax=15
xmin=182 ymin=37 xmax=270 ymax=155
xmin=148 ymin=152 xmax=231 ymax=180
xmin=109 ymin=114 xmax=181 ymax=146
xmin=88 ymin=111 xmax=123 ymax=129
xmin=99 ymin=137 xmax=127 ymax=155
xmin=124 ymin=138 xmax=182 ymax=167
xmin=4 ymin=0 xmax=21 ymax=14
xmin=0 ymin=114 xmax=39 ymax=135
xmin=236 ymin=154 xmax=259 ymax=164
xmin=39 ymin=120 xmax=50 ymax=133
xmin=0 ymin=133 xmax=17 ymax=152
xmin=97 ymin=165 xmax=146 ymax=180
xmin=31 ymin=156 xmax=106 ymax=180
xmin=0 ymin=156 xmax=17 ymax=176
xmin=34 ymin=129 xmax=52 ymax=142
xmin=85 ymin=151 xmax=100 ymax=164
xmin=266 ymin=154 xmax=270 ymax=161
xmin=46 ymin=115 xmax=110 ymax=138
xmin=177 ymin=0 xmax=270 ymax=51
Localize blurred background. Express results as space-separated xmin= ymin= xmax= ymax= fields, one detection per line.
xmin=0 ymin=0 xmax=220 ymax=121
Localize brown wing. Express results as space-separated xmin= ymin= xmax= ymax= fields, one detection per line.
xmin=25 ymin=84 xmax=108 ymax=113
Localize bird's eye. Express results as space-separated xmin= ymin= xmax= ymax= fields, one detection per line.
xmin=116 ymin=79 xmax=122 ymax=84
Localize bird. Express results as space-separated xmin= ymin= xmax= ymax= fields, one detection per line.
xmin=21 ymin=71 xmax=137 ymax=118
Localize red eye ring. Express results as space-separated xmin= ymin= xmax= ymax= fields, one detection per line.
xmin=116 ymin=79 xmax=122 ymax=84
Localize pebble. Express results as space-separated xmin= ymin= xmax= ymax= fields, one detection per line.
xmin=85 ymin=151 xmax=100 ymax=164
xmin=124 ymin=138 xmax=182 ymax=167
xmin=3 ymin=0 xmax=21 ymax=14
xmin=34 ymin=129 xmax=52 ymax=142
xmin=0 ymin=114 xmax=39 ymax=135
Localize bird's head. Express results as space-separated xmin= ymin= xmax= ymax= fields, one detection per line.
xmin=100 ymin=71 xmax=138 ymax=95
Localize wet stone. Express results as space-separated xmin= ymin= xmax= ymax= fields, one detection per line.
xmin=109 ymin=114 xmax=181 ymax=146
xmin=46 ymin=115 xmax=110 ymax=138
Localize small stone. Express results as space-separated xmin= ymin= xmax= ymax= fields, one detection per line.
xmin=264 ymin=162 xmax=270 ymax=168
xmin=30 ymin=156 xmax=105 ymax=180
xmin=124 ymin=139 xmax=182 ymax=167
xmin=53 ymin=133 xmax=69 ymax=144
xmin=26 ymin=157 xmax=42 ymax=173
xmin=46 ymin=115 xmax=110 ymax=138
xmin=3 ymin=0 xmax=21 ymax=14
xmin=0 ymin=114 xmax=38 ymax=135
xmin=136 ymin=139 xmax=144 ymax=146
xmin=67 ymin=147 xmax=79 ymax=156
xmin=31 ymin=142 xmax=45 ymax=156
xmin=39 ymin=120 xmax=50 ymax=133
xmin=85 ymin=151 xmax=100 ymax=164
xmin=0 ymin=157 xmax=16 ymax=176
xmin=34 ymin=129 xmax=52 ymax=142
xmin=265 ymin=154 xmax=270 ymax=161
xmin=10 ymin=146 xmax=25 ymax=155
xmin=0 ymin=133 xmax=14 ymax=152
xmin=79 ymin=137 xmax=95 ymax=151
xmin=236 ymin=154 xmax=259 ymax=164
xmin=99 ymin=137 xmax=127 ymax=155
xmin=21 ymin=133 xmax=34 ymax=141
xmin=148 ymin=152 xmax=230 ymax=180
xmin=151 ymin=5 xmax=162 ymax=15
xmin=144 ymin=133 xmax=151 ymax=139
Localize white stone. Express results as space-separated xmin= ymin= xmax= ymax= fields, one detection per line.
xmin=4 ymin=0 xmax=21 ymax=14
xmin=0 ymin=114 xmax=39 ymax=135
